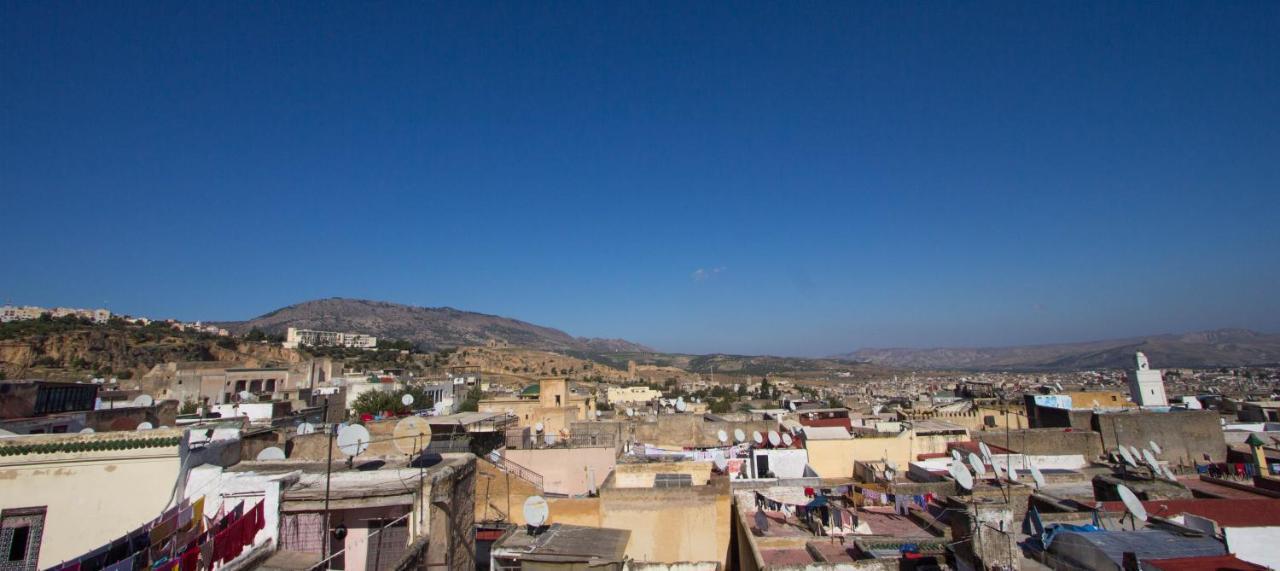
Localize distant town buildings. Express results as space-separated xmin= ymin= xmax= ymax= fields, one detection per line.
xmin=283 ymin=326 xmax=377 ymax=349
xmin=1 ymin=304 xmax=110 ymax=323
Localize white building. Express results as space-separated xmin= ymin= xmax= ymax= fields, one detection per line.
xmin=283 ymin=327 xmax=377 ymax=349
xmin=1 ymin=305 xmax=109 ymax=323
xmin=1126 ymin=351 xmax=1168 ymax=407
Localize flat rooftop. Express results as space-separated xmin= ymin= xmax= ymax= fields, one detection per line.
xmin=493 ymin=524 xmax=630 ymax=564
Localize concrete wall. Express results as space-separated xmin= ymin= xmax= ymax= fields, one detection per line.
xmin=805 ymin=430 xmax=969 ymax=479
xmin=631 ymin=415 xmax=775 ymax=450
xmin=613 ymin=462 xmax=713 ymax=488
xmin=501 ymin=446 xmax=616 ymax=496
xmin=1092 ymin=410 xmax=1227 ymax=466
xmin=600 ymin=476 xmax=731 ymax=567
xmin=1224 ymin=526 xmax=1280 ymax=570
xmin=0 ymin=434 xmax=182 ymax=566
xmin=973 ymin=428 xmax=1104 ymax=460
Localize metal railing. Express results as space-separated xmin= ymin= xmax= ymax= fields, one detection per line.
xmin=485 ymin=450 xmax=545 ymax=491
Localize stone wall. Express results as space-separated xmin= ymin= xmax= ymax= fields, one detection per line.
xmin=1092 ymin=410 xmax=1227 ymax=466
xmin=973 ymin=429 xmax=1104 ymax=460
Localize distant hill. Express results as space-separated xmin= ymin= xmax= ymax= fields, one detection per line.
xmin=216 ymin=298 xmax=653 ymax=353
xmin=838 ymin=328 xmax=1280 ymax=370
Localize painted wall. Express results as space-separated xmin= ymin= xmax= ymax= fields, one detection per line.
xmin=1224 ymin=526 xmax=1280 ymax=570
xmin=599 ymin=477 xmax=731 ymax=567
xmin=501 ymin=447 xmax=615 ymax=496
xmin=0 ymin=443 xmax=181 ymax=566
xmin=806 ymin=430 xmax=969 ymax=479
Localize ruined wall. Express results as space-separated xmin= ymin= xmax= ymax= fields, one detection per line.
xmin=1092 ymin=410 xmax=1227 ymax=466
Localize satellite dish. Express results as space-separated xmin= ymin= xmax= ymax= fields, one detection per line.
xmin=134 ymin=394 xmax=154 ymax=407
xmin=951 ymin=449 xmax=964 ymax=462
xmin=950 ymin=461 xmax=974 ymax=490
xmin=968 ymin=453 xmax=987 ymax=477
xmin=297 ymin=422 xmax=316 ymax=435
xmin=884 ymin=467 xmax=897 ymax=480
xmin=1029 ymin=462 xmax=1046 ymax=489
xmin=1127 ymin=444 xmax=1143 ymax=460
xmin=401 ymin=394 xmax=414 ymax=407
xmin=1118 ymin=447 xmax=1138 ymax=468
xmin=594 ymin=410 xmax=602 ymax=418
xmin=717 ymin=429 xmax=728 ymax=443
xmin=788 ymin=400 xmax=797 ymax=411
xmin=978 ymin=442 xmax=993 ymax=461
xmin=238 ymin=390 xmax=257 ymax=403
xmin=1163 ymin=466 xmax=1178 ymax=480
xmin=393 ymin=416 xmax=432 ymax=454
xmin=1117 ymin=484 xmax=1148 ymax=522
xmin=1142 ymin=449 xmax=1159 ymax=470
xmin=137 ymin=422 xmax=153 ymax=430
xmin=1007 ymin=466 xmax=1019 ymax=481
xmin=626 ymin=408 xmax=634 ymax=417
xmin=256 ymin=447 xmax=286 ymax=461
xmin=782 ymin=433 xmax=794 ymax=447
xmin=992 ymin=462 xmax=1005 ymax=479
xmin=752 ymin=431 xmax=764 ymax=445
xmin=336 ymin=424 xmax=371 ymax=457
xmin=676 ymin=400 xmax=687 ymax=412
xmin=714 ymin=455 xmax=728 ymax=471
xmin=534 ymin=422 xmax=544 ymax=433
xmin=1149 ymin=441 xmax=1163 ymax=455
xmin=734 ymin=429 xmax=746 ymax=443
xmin=767 ymin=431 xmax=781 ymax=447
xmin=80 ymin=427 xmax=95 ymax=434
xmin=523 ymin=496 xmax=550 ymax=527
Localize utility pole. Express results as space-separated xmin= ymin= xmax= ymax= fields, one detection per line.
xmin=322 ymin=396 xmax=335 ymax=562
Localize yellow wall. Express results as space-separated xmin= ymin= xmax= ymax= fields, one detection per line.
xmin=806 ymin=430 xmax=970 ymax=478
xmin=599 ymin=478 xmax=730 ymax=567
xmin=0 ymin=445 xmax=181 ymax=565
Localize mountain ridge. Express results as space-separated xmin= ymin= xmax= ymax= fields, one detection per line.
xmin=838 ymin=328 xmax=1280 ymax=370
xmin=215 ymin=298 xmax=654 ymax=353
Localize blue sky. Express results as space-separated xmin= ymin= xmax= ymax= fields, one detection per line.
xmin=2 ymin=2 xmax=1278 ymax=356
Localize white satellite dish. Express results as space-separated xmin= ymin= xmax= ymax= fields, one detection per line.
xmin=256 ymin=447 xmax=286 ymax=461
xmin=1142 ymin=449 xmax=1159 ymax=469
xmin=782 ymin=432 xmax=794 ymax=447
xmin=968 ymin=453 xmax=987 ymax=477
xmin=1149 ymin=441 xmax=1163 ymax=455
xmin=134 ymin=394 xmax=154 ymax=407
xmin=1117 ymin=484 xmax=1148 ymax=522
xmin=523 ymin=496 xmax=550 ymax=527
xmin=1163 ymin=466 xmax=1178 ymax=480
xmin=717 ymin=429 xmax=728 ymax=443
xmin=734 ymin=429 xmax=746 ymax=443
xmin=393 ymin=416 xmax=432 ymax=454
xmin=80 ymin=427 xmax=95 ymax=434
xmin=1007 ymin=466 xmax=1019 ymax=481
xmin=767 ymin=431 xmax=781 ymax=446
xmin=951 ymin=449 xmax=964 ymax=462
xmin=752 ymin=431 xmax=764 ymax=445
xmin=401 ymin=394 xmax=414 ymax=407
xmin=1127 ymin=444 xmax=1143 ymax=460
xmin=714 ymin=455 xmax=728 ymax=471
xmin=534 ymin=422 xmax=544 ymax=433
xmin=950 ymin=461 xmax=974 ymax=490
xmin=788 ymin=400 xmax=797 ymax=411
xmin=297 ymin=422 xmax=316 ymax=435
xmin=978 ymin=442 xmax=993 ymax=461
xmin=238 ymin=390 xmax=258 ymax=403
xmin=594 ymin=410 xmax=602 ymax=418
xmin=992 ymin=462 xmax=1004 ymax=479
xmin=137 ymin=422 xmax=153 ymax=430
xmin=336 ymin=424 xmax=371 ymax=457
xmin=1029 ymin=462 xmax=1046 ymax=488
xmin=676 ymin=400 xmax=687 ymax=412
xmin=1118 ymin=447 xmax=1138 ymax=468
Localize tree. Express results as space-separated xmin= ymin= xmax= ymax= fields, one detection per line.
xmin=352 ymin=388 xmax=434 ymax=417
xmin=457 ymin=386 xmax=483 ymax=412
xmin=245 ymin=328 xmax=268 ymax=342
xmin=180 ymin=400 xmax=199 ymax=415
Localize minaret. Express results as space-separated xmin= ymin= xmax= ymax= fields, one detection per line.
xmin=1126 ymin=351 xmax=1168 ymax=407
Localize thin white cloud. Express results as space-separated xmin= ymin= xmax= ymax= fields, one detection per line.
xmin=691 ymin=266 xmax=726 ymax=282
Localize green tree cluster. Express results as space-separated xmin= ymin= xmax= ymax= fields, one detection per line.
xmin=351 ymin=386 xmax=435 ymax=417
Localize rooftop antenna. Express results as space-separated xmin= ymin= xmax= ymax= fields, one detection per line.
xmin=523 ymin=496 xmax=550 ymax=533
xmin=80 ymin=427 xmax=95 ymax=434
xmin=1141 ymin=449 xmax=1160 ymax=476
xmin=713 ymin=454 xmax=729 ymax=472
xmin=256 ymin=447 xmax=286 ymax=461
xmin=1116 ymin=484 xmax=1148 ymax=530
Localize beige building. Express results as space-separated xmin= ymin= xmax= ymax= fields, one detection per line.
xmin=478 ymin=378 xmax=596 ymax=434
xmin=805 ymin=420 xmax=970 ymax=479
xmin=0 ymin=430 xmax=184 ymax=568
xmin=605 ymin=385 xmax=662 ymax=405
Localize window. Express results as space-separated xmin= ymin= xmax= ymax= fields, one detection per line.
xmin=1 ymin=506 xmax=46 ymax=571
xmin=654 ymin=473 xmax=692 ymax=488
xmin=7 ymin=527 xmax=27 ymax=561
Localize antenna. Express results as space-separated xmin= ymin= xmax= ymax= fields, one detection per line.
xmin=1116 ymin=484 xmax=1148 ymax=528
xmin=1118 ymin=447 xmax=1138 ymax=468
xmin=1149 ymin=441 xmax=1163 ymax=455
xmin=297 ymin=422 xmax=316 ymax=435
xmin=968 ymin=452 xmax=987 ymax=478
xmin=523 ymin=496 xmax=550 ymax=529
xmin=950 ymin=461 xmax=974 ymax=491
xmin=782 ymin=432 xmax=794 ymax=447
xmin=137 ymin=422 xmax=153 ymax=430
xmin=767 ymin=431 xmax=780 ymax=447
xmin=337 ymin=424 xmax=371 ymax=457
xmin=256 ymin=447 xmax=286 ymax=461
xmin=394 ymin=416 xmax=432 ymax=455
xmin=734 ymin=429 xmax=746 ymax=443
xmin=717 ymin=429 xmax=728 ymax=444
xmin=1029 ymin=461 xmax=1046 ymax=489
xmin=1007 ymin=466 xmax=1019 ymax=481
